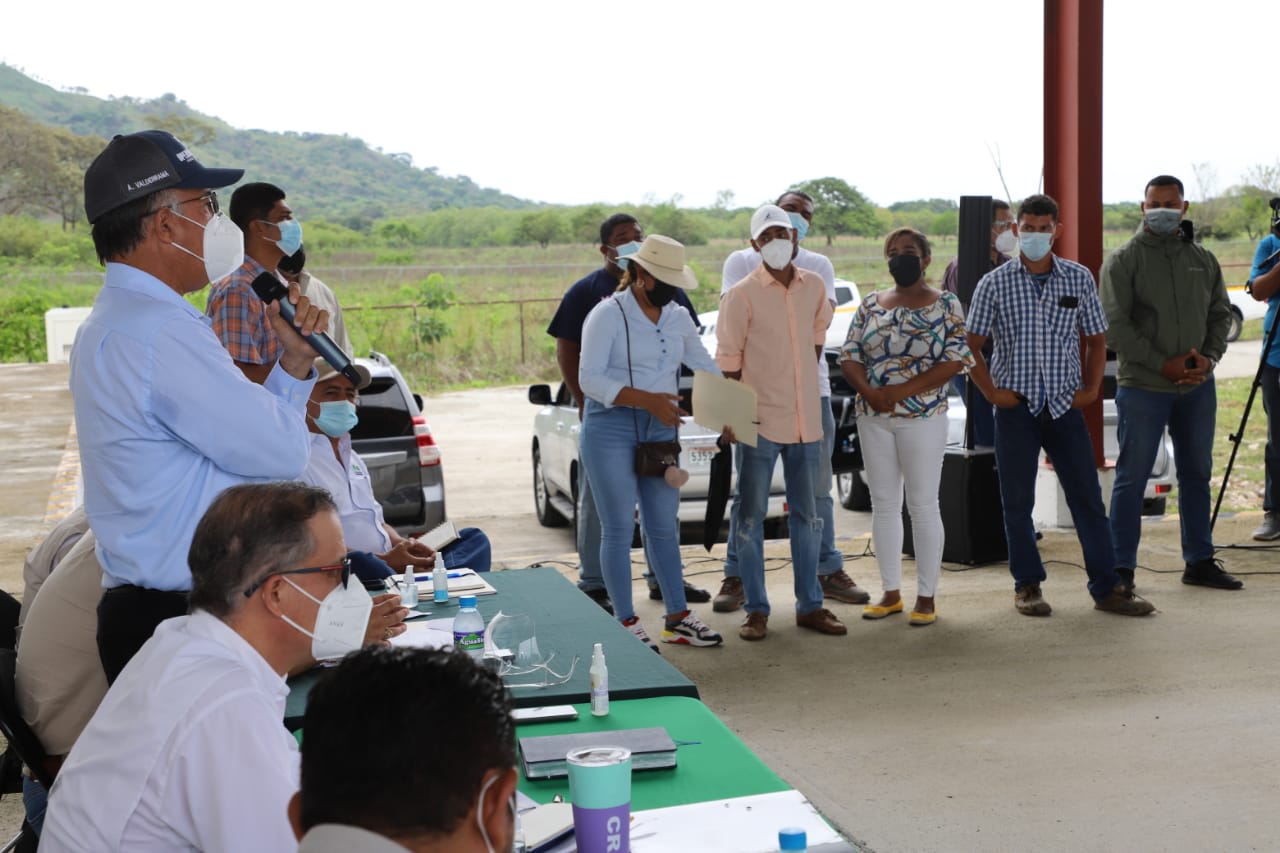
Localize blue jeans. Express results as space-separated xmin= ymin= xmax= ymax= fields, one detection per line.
xmin=994 ymin=403 xmax=1120 ymax=601
xmin=576 ymin=460 xmax=606 ymax=592
xmin=578 ymin=440 xmax=656 ymax=592
xmin=24 ymin=776 xmax=46 ymax=837
xmin=735 ymin=436 xmax=824 ymax=616
xmin=724 ymin=398 xmax=841 ymax=577
xmin=1261 ymin=364 xmax=1279 ymax=512
xmin=951 ymin=375 xmax=995 ymax=447
xmin=441 ymin=528 xmax=492 ymax=573
xmin=580 ymin=402 xmax=687 ymax=622
xmin=1111 ymin=382 xmax=1216 ymax=566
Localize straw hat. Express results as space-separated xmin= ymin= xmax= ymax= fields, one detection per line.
xmin=629 ymin=235 xmax=698 ymax=290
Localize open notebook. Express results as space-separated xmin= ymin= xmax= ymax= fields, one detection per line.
xmin=409 ymin=567 xmax=496 ymax=597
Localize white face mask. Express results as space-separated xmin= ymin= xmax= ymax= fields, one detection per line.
xmin=170 ymin=210 xmax=245 ymax=284
xmin=475 ymin=771 xmax=518 ymax=853
xmin=279 ymin=574 xmax=372 ymax=662
xmin=994 ymin=228 xmax=1019 ymax=256
xmin=759 ymin=237 xmax=793 ymax=270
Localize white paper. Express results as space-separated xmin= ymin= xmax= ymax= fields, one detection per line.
xmin=630 ymin=790 xmax=846 ymax=852
xmin=692 ymin=370 xmax=758 ymax=447
xmin=417 ymin=519 xmax=459 ymax=551
xmin=388 ymin=618 xmax=454 ymax=650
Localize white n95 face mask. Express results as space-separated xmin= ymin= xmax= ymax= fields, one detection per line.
xmin=995 ymin=228 xmax=1019 ymax=256
xmin=280 ymin=574 xmax=372 ymax=661
xmin=171 ymin=210 xmax=245 ymax=284
xmin=760 ymin=237 xmax=793 ymax=270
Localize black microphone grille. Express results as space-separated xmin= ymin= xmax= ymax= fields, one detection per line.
xmin=250 ymin=272 xmax=287 ymax=302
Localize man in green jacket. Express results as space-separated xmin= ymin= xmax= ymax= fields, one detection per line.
xmin=1100 ymin=174 xmax=1240 ymax=591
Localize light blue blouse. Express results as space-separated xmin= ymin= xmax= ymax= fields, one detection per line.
xmin=579 ymin=288 xmax=720 ymax=406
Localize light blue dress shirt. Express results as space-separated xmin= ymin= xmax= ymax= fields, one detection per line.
xmin=579 ymin=287 xmax=720 ymax=406
xmin=70 ymin=263 xmax=316 ymax=591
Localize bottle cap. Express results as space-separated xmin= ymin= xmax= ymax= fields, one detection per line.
xmin=593 ymin=642 xmax=603 ymax=657
xmin=778 ymin=827 xmax=807 ymax=850
xmin=459 ymin=595 xmax=477 ymax=608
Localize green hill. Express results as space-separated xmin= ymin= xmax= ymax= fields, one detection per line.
xmin=0 ymin=63 xmax=534 ymax=226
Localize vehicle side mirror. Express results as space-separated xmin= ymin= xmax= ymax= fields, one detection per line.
xmin=413 ymin=393 xmax=424 ymax=412
xmin=528 ymin=384 xmax=552 ymax=405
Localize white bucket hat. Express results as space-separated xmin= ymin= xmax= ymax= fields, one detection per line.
xmin=629 ymin=235 xmax=699 ymax=290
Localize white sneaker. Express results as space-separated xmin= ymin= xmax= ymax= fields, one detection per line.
xmin=661 ymin=611 xmax=723 ymax=647
xmin=623 ymin=618 xmax=660 ymax=654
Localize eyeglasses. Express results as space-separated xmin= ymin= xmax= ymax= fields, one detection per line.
xmin=243 ymin=556 xmax=352 ymax=598
xmin=494 ymin=652 xmax=580 ymax=689
xmin=176 ymin=191 xmax=219 ymax=217
xmin=992 ymin=220 xmax=1015 ymax=232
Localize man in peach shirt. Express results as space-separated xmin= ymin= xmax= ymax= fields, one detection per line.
xmin=716 ymin=204 xmax=844 ymax=641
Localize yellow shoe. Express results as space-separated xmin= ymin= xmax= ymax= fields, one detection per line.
xmin=861 ymin=600 xmax=904 ymax=620
xmin=908 ymin=610 xmax=937 ymax=626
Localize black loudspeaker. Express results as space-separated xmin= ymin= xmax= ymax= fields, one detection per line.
xmin=902 ymin=448 xmax=1007 ymax=566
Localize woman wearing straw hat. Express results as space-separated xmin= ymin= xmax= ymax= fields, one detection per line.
xmin=579 ymin=235 xmax=727 ymax=651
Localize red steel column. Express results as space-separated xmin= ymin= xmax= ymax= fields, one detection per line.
xmin=1044 ymin=0 xmax=1106 ymax=465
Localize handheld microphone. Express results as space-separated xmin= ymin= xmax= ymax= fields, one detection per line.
xmin=250 ymin=272 xmax=363 ymax=387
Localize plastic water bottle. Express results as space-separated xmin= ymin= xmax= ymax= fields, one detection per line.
xmin=432 ymin=565 xmax=449 ymax=604
xmin=452 ymin=595 xmax=485 ymax=660
xmin=589 ymin=642 xmax=609 ymax=716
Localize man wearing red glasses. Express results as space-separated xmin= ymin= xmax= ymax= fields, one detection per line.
xmin=42 ymin=482 xmax=408 ymax=852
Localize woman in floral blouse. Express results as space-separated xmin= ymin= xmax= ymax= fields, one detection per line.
xmin=839 ymin=227 xmax=972 ymax=626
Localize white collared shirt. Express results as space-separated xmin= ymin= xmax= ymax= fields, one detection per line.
xmin=299 ymin=432 xmax=393 ymax=554
xmin=299 ymin=824 xmax=414 ymax=852
xmin=41 ymin=611 xmax=300 ymax=852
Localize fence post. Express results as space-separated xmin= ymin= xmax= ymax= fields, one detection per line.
xmin=519 ymin=300 xmax=527 ymax=364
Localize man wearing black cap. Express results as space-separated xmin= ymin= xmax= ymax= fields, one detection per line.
xmin=75 ymin=130 xmax=327 ymax=681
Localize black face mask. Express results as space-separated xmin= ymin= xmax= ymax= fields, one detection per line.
xmin=647 ymin=280 xmax=678 ymax=308
xmin=888 ymin=254 xmax=922 ymax=287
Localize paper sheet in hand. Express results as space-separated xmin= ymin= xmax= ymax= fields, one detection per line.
xmin=692 ymin=371 xmax=757 ymax=447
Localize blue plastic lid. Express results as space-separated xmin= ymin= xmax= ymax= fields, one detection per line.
xmin=778 ymin=827 xmax=807 ymax=850
xmin=459 ymin=595 xmax=477 ymax=608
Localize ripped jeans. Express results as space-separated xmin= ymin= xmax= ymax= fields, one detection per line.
xmin=733 ymin=436 xmax=823 ymax=617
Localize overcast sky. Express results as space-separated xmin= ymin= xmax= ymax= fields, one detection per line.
xmin=3 ymin=0 xmax=1269 ymax=209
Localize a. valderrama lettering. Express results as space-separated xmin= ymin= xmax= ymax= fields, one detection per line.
xmin=127 ymin=170 xmax=171 ymax=191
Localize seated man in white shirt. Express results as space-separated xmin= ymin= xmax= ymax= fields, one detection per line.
xmin=290 ymin=645 xmax=519 ymax=853
xmin=298 ymin=357 xmax=492 ymax=579
xmin=41 ymin=481 xmax=405 ymax=852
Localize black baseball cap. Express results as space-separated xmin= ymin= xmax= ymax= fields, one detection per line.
xmin=83 ymin=130 xmax=244 ymax=224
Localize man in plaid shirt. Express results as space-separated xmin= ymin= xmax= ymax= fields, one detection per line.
xmin=206 ymin=182 xmax=302 ymax=383
xmin=965 ymin=194 xmax=1155 ymax=618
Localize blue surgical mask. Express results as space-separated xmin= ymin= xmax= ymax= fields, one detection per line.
xmin=613 ymin=240 xmax=642 ymax=271
xmin=263 ymin=218 xmax=304 ymax=256
xmin=1019 ymin=232 xmax=1054 ymax=263
xmin=788 ymin=212 xmax=809 ymax=241
xmin=1143 ymin=207 xmax=1182 ymax=236
xmin=312 ymin=400 xmax=359 ymax=437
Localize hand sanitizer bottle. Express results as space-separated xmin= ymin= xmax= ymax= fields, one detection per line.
xmin=400 ymin=566 xmax=418 ymax=608
xmin=589 ymin=643 xmax=609 ymax=717
xmin=432 ymin=564 xmax=450 ymax=604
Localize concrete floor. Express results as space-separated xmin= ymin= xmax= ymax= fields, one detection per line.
xmin=623 ymin=519 xmax=1280 ymax=853
xmin=3 ymin=358 xmax=1278 ymax=851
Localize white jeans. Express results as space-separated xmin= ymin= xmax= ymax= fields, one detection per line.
xmin=857 ymin=414 xmax=948 ymax=597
